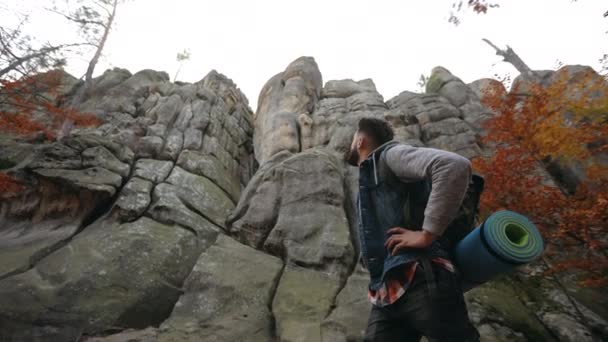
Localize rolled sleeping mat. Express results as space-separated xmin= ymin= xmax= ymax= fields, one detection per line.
xmin=454 ymin=210 xmax=544 ymax=292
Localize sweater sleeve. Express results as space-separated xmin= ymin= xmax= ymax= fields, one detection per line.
xmin=383 ymin=144 xmax=472 ymax=236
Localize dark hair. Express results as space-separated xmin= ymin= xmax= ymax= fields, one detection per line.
xmin=358 ymin=117 xmax=394 ymax=147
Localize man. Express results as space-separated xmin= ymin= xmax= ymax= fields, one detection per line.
xmin=346 ymin=117 xmax=480 ymax=342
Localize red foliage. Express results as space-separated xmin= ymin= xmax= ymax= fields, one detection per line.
xmin=473 ymin=71 xmax=608 ymax=286
xmin=0 ymin=70 xmax=100 ymax=140
xmin=0 ymin=172 xmax=24 ymax=197
xmin=469 ymin=0 xmax=489 ymax=14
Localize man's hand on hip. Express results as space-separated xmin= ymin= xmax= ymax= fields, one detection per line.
xmin=384 ymin=227 xmax=438 ymax=255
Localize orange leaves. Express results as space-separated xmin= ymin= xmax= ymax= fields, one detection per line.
xmin=0 ymin=172 xmax=24 ymax=197
xmin=0 ymin=71 xmax=100 ymax=141
xmin=474 ymin=68 xmax=608 ymax=286
xmin=469 ymin=0 xmax=489 ymax=14
xmin=544 ymin=258 xmax=608 ymax=287
xmin=0 ymin=111 xmax=52 ymax=139
xmin=449 ymin=1 xmax=499 ymax=25
xmin=480 ymin=69 xmax=608 ymax=181
xmin=472 ymin=145 xmax=563 ymax=230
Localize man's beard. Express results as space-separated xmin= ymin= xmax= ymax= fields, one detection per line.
xmin=345 ymin=146 xmax=359 ymax=167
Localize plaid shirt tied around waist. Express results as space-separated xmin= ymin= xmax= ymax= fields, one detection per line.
xmin=368 ymin=257 xmax=456 ymax=307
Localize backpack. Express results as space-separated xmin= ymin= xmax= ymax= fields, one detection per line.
xmin=378 ymin=145 xmax=485 ymax=248
xmin=441 ymin=172 xmax=485 ymax=245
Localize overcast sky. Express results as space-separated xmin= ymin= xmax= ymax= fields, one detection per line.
xmin=8 ymin=0 xmax=608 ymax=110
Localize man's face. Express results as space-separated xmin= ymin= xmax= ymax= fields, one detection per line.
xmin=345 ymin=131 xmax=361 ymax=166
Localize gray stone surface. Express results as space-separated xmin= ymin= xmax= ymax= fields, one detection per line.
xmin=465 ymin=277 xmax=557 ymax=341
xmin=33 ymin=167 xmax=123 ymax=196
xmin=302 ymin=77 xmax=387 ymax=154
xmin=137 ymin=135 xmax=164 ymax=158
xmin=113 ymin=177 xmax=153 ymax=221
xmin=272 ymin=265 xmax=343 ymax=342
xmin=133 ymin=159 xmax=174 ymax=183
xmin=82 ymin=145 xmax=130 ymax=177
xmin=26 ymin=142 xmax=83 ymax=169
xmin=0 ymin=134 xmax=133 ymax=284
xmin=83 ymin=328 xmax=159 ymax=342
xmin=0 ymin=66 xmax=255 ymax=341
xmin=176 ymin=149 xmax=240 ymax=202
xmin=160 ymin=128 xmax=183 ymax=160
xmin=159 ymin=235 xmax=283 ymax=342
xmin=163 ymin=166 xmax=234 ymax=228
xmin=542 ymin=313 xmax=594 ymax=342
xmin=254 ymin=56 xmax=323 ymax=164
xmin=322 ymin=266 xmax=371 ymax=341
xmin=147 ymin=123 xmax=168 ymax=137
xmin=0 ymin=217 xmax=204 ymax=335
xmin=228 ymin=149 xmax=354 ymax=275
xmin=468 ymin=78 xmax=507 ymax=100
xmin=321 ymin=79 xmax=377 ymax=99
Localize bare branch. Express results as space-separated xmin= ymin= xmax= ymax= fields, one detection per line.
xmin=90 ymin=0 xmax=113 ymax=16
xmin=0 ymin=46 xmax=60 ymax=78
xmin=46 ymin=8 xmax=108 ymax=29
xmin=0 ymin=43 xmax=94 ymax=79
xmin=0 ymin=31 xmax=21 ymax=60
xmin=482 ymin=38 xmax=537 ymax=80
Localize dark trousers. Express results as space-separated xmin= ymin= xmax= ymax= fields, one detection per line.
xmin=364 ymin=261 xmax=480 ymax=342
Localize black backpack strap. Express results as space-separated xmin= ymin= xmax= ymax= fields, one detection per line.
xmin=470 ymin=173 xmax=485 ymax=225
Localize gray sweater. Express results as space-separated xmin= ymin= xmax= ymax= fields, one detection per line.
xmin=383 ymin=144 xmax=472 ymax=236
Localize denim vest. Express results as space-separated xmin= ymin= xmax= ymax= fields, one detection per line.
xmin=356 ymin=141 xmax=450 ymax=291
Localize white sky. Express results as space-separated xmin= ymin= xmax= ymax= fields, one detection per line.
xmin=6 ymin=0 xmax=608 ymax=110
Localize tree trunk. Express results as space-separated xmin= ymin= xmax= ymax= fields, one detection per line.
xmin=482 ymin=38 xmax=538 ymax=81
xmin=71 ymin=0 xmax=118 ymax=106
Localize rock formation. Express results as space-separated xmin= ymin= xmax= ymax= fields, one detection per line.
xmin=0 ymin=57 xmax=606 ymax=342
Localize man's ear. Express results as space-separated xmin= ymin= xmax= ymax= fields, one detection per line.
xmin=356 ymin=135 xmax=364 ymax=150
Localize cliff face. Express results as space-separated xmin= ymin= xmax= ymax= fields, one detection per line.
xmin=0 ymin=57 xmax=606 ymax=342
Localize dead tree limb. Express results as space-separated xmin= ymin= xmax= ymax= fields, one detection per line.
xmin=483 ymin=38 xmax=538 ymax=80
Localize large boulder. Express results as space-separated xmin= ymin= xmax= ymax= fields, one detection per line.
xmin=228 ymin=148 xmax=354 ymax=274
xmin=385 ymin=90 xmax=482 ymax=158
xmin=322 ymin=266 xmax=371 ymax=341
xmin=468 ymin=78 xmax=507 ymax=100
xmin=0 ymin=66 xmax=255 ymax=341
xmin=306 ymin=78 xmax=387 ymax=153
xmin=159 ymin=235 xmax=283 ymax=342
xmin=0 ymin=134 xmax=132 ymax=280
xmin=254 ymin=57 xmax=323 ymax=164
xmin=0 ymin=217 xmax=206 ymax=339
xmin=424 ymin=66 xmax=498 ymax=135
xmin=272 ymin=265 xmax=343 ymax=342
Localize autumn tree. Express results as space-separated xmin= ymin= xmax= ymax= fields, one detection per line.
xmin=0 ymin=4 xmax=93 ymax=83
xmin=0 ymin=0 xmax=130 ymax=141
xmin=0 ymin=2 xmax=110 ymax=195
xmin=0 ymin=1 xmax=110 ymax=141
xmin=0 ymin=71 xmax=100 ymax=139
xmin=472 ymin=66 xmax=608 ymax=286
